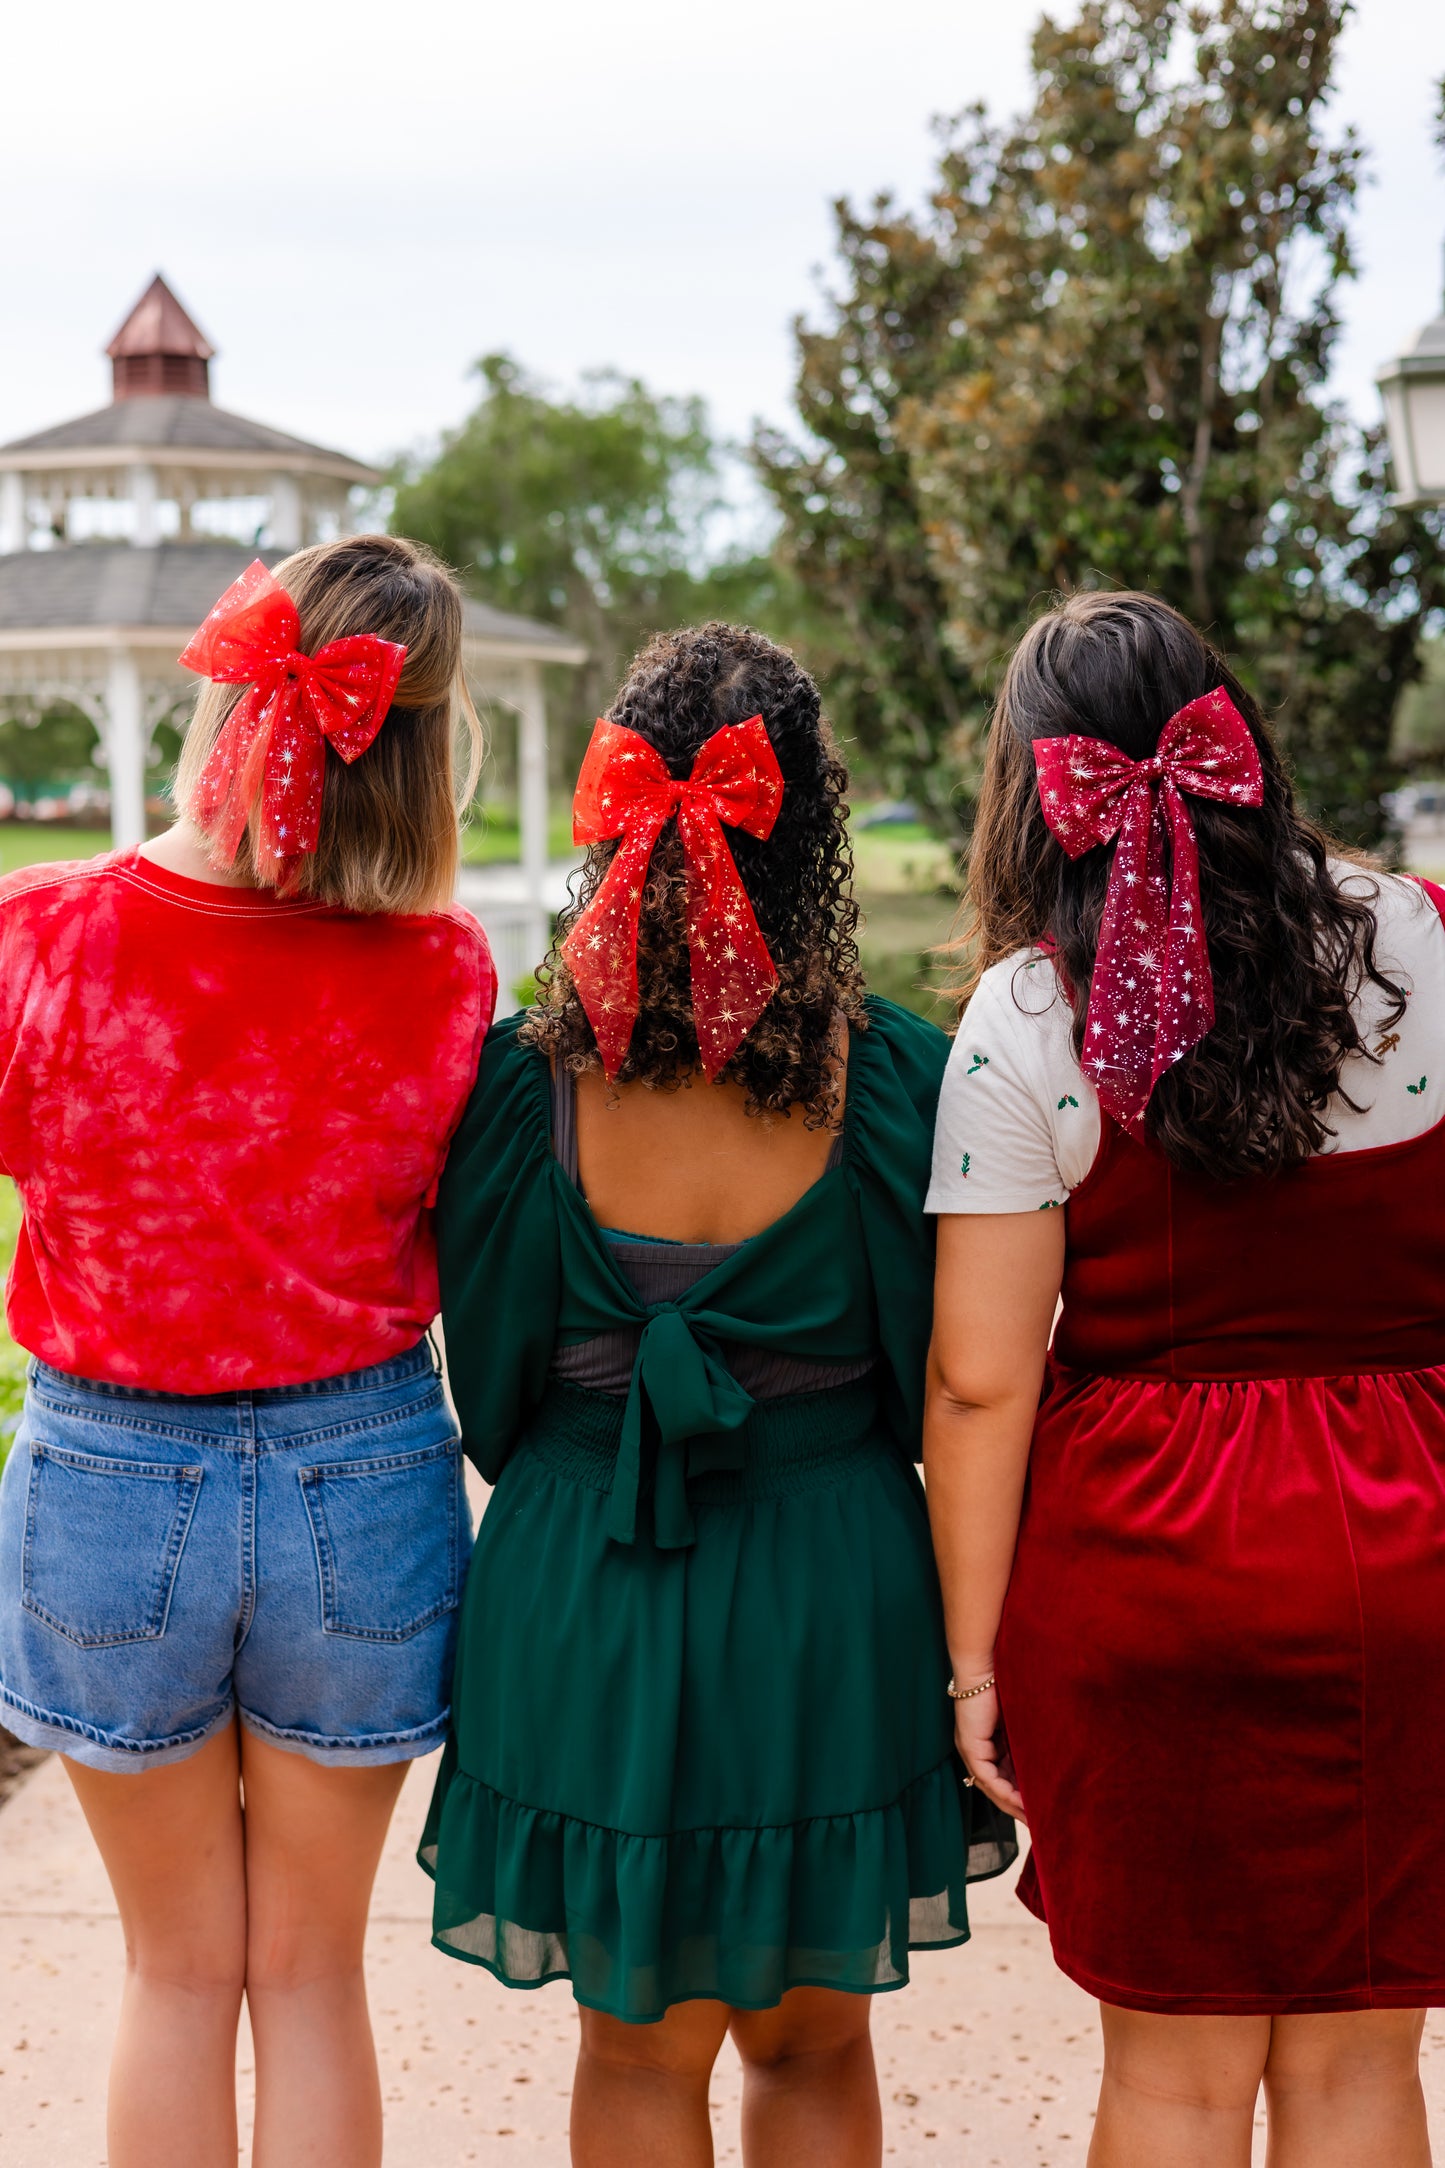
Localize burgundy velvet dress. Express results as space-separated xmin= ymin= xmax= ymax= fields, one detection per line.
xmin=997 ymin=883 xmax=1445 ymax=2014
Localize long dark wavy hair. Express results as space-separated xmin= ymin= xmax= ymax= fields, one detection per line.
xmin=522 ymin=623 xmax=866 ymax=1123
xmin=961 ymin=590 xmax=1404 ymax=1181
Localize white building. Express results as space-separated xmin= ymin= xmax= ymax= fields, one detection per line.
xmin=0 ymin=275 xmax=582 ymax=976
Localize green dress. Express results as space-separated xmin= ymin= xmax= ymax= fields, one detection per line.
xmin=421 ymin=996 xmax=1015 ymax=2022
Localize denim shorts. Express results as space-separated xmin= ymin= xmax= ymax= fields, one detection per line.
xmin=0 ymin=1343 xmax=471 ymax=1774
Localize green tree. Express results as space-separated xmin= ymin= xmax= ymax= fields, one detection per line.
xmin=760 ymin=0 xmax=1445 ymax=845
xmin=0 ymin=702 xmax=102 ymax=790
xmin=754 ymin=211 xmax=983 ymax=828
xmin=392 ymin=355 xmax=784 ymax=750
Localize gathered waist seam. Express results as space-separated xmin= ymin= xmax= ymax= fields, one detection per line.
xmin=518 ymin=1377 xmax=889 ymax=1501
xmin=1048 ymin=1357 xmax=1445 ymax=1390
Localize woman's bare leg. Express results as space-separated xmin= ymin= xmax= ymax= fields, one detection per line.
xmin=730 ymin=1987 xmax=881 ymax=2168
xmin=1263 ymin=2008 xmax=1430 ymax=2167
xmin=1089 ymin=2005 xmax=1271 ymax=2168
xmin=572 ymin=1999 xmax=732 ymax=2168
xmin=64 ymin=1722 xmax=248 ymax=2168
xmin=238 ymin=1728 xmax=409 ymax=2168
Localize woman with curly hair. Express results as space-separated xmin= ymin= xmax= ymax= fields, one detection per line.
xmin=925 ymin=587 xmax=1445 ymax=2166
xmin=422 ymin=623 xmax=1013 ymax=2165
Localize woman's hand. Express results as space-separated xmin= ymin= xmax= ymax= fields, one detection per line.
xmin=952 ymin=1680 xmax=1026 ymax=1822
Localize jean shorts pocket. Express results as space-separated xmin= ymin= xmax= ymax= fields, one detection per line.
xmin=299 ymin=1438 xmax=461 ymax=1642
xmin=21 ymin=1442 xmax=204 ymax=1648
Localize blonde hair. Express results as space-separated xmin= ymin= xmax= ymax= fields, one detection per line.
xmin=176 ymin=533 xmax=483 ymax=914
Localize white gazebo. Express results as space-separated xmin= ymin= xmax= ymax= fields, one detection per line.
xmin=0 ymin=275 xmax=583 ymax=973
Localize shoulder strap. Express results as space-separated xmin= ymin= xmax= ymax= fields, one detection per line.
xmin=550 ymin=1059 xmax=580 ymax=1184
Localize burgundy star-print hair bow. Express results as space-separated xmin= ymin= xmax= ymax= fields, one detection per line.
xmin=179 ymin=559 xmax=406 ymax=881
xmin=562 ymin=716 xmax=785 ymax=1081
xmin=1033 ymin=685 xmax=1265 ymax=1134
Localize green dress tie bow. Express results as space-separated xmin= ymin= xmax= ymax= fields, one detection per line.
xmin=612 ymin=1305 xmax=755 ymax=1547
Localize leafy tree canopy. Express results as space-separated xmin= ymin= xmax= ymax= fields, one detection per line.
xmin=392 ymin=354 xmax=780 ymax=743
xmin=758 ymin=0 xmax=1445 ymax=845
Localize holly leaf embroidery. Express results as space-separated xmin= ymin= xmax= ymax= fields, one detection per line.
xmin=959 ymin=1153 xmax=971 ymax=1178
xmin=966 ymin=1052 xmax=990 ymax=1076
xmin=1057 ymin=1093 xmax=1079 ymax=1110
xmin=1407 ymin=1076 xmax=1428 ymax=1095
xmin=1038 ymin=1198 xmax=1062 ymax=1211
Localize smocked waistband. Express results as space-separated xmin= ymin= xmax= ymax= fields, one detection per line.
xmin=521 ymin=1375 xmax=887 ymax=1508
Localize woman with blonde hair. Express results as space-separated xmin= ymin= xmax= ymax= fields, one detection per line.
xmin=0 ymin=534 xmax=494 ymax=2168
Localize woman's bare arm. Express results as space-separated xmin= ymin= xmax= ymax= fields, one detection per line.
xmin=924 ymin=1210 xmax=1065 ymax=1818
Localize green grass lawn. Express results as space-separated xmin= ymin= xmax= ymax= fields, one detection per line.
xmin=461 ymin=808 xmax=577 ymax=865
xmin=0 ymin=827 xmax=111 ymax=874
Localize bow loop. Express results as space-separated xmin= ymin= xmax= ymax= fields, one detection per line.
xmin=608 ymin=1307 xmax=754 ymax=1548
xmin=179 ymin=561 xmax=406 ymax=883
xmin=1033 ymin=686 xmax=1264 ymax=1134
xmin=562 ymin=716 xmax=784 ymax=1083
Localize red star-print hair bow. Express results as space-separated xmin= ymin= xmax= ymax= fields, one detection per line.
xmin=1033 ymin=685 xmax=1265 ymax=1134
xmin=562 ymin=715 xmax=785 ymax=1081
xmin=179 ymin=560 xmax=407 ymax=881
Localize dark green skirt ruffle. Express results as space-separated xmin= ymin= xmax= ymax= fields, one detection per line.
xmin=422 ymin=1380 xmax=1015 ymax=2023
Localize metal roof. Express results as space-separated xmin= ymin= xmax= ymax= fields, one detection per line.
xmin=0 ymin=543 xmax=586 ymax=663
xmin=0 ymin=397 xmax=378 ymax=479
xmin=0 ymin=543 xmax=286 ymax=632
xmin=460 ymin=595 xmax=586 ymax=658
xmin=106 ymin=275 xmax=214 ymax=362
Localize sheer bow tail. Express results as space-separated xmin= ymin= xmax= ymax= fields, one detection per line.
xmin=1033 ymin=686 xmax=1264 ymax=1133
xmin=562 ymin=716 xmax=785 ymax=1082
xmin=178 ymin=559 xmax=406 ymax=879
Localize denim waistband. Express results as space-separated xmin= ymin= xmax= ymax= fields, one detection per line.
xmin=26 ymin=1342 xmax=440 ymax=1446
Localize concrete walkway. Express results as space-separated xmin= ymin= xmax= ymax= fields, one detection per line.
xmin=4 ymin=1751 xmax=1445 ymax=2165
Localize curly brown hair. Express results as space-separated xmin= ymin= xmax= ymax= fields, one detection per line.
xmin=961 ymin=590 xmax=1405 ymax=1182
xmin=522 ymin=623 xmax=866 ymax=1122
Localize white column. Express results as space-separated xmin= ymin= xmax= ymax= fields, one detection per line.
xmin=270 ymin=474 xmax=302 ymax=551
xmin=129 ymin=464 xmax=159 ymax=548
xmin=0 ymin=472 xmax=24 ymax=555
xmin=516 ymin=662 xmax=550 ymax=968
xmin=105 ymin=649 xmax=148 ymax=849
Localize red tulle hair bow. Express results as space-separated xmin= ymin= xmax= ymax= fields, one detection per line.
xmin=562 ymin=716 xmax=785 ymax=1081
xmin=179 ymin=560 xmax=406 ymax=880
xmin=1033 ymin=686 xmax=1265 ymax=1134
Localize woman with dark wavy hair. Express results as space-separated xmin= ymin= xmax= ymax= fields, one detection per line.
xmin=422 ymin=623 xmax=1013 ymax=2166
xmin=924 ymin=587 xmax=1445 ymax=2166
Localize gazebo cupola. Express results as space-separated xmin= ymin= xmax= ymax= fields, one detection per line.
xmin=107 ymin=275 xmax=214 ymax=401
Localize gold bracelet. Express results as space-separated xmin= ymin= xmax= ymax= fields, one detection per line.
xmin=947 ymin=1674 xmax=996 ymax=1701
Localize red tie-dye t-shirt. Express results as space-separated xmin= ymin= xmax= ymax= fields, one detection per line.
xmin=0 ymin=850 xmax=496 ymax=1391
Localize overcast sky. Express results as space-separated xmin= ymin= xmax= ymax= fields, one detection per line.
xmin=1 ymin=0 xmax=1442 ymax=477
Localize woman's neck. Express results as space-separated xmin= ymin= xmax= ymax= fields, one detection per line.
xmin=138 ymin=818 xmax=260 ymax=890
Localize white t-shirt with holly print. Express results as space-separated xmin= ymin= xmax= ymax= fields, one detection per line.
xmin=926 ymin=867 xmax=1445 ymax=1215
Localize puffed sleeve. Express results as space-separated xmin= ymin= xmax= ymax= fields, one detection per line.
xmin=926 ymin=955 xmax=1099 ymax=1214
xmin=844 ymin=996 xmax=950 ymax=1462
xmin=435 ymin=1016 xmax=562 ymax=1483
